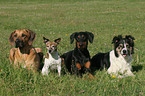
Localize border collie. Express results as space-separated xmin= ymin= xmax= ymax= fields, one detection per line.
xmin=91 ymin=35 xmax=135 ymax=78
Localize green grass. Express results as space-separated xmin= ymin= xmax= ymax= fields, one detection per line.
xmin=0 ymin=0 xmax=145 ymax=95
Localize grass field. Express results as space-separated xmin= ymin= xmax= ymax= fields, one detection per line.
xmin=0 ymin=0 xmax=145 ymax=95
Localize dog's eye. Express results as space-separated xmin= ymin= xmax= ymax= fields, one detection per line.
xmin=47 ymin=46 xmax=50 ymax=47
xmin=119 ymin=45 xmax=123 ymax=48
xmin=52 ymin=45 xmax=55 ymax=47
xmin=118 ymin=45 xmax=123 ymax=49
xmin=14 ymin=34 xmax=17 ymax=37
xmin=126 ymin=45 xmax=129 ymax=48
xmin=22 ymin=34 xmax=27 ymax=37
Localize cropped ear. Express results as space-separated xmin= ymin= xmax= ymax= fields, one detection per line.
xmin=43 ymin=37 xmax=49 ymax=43
xmin=54 ymin=38 xmax=61 ymax=44
xmin=9 ymin=31 xmax=15 ymax=46
xmin=26 ymin=29 xmax=36 ymax=45
xmin=86 ymin=32 xmax=94 ymax=43
xmin=112 ymin=35 xmax=122 ymax=44
xmin=70 ymin=32 xmax=77 ymax=44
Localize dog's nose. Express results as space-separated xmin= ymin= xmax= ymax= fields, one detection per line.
xmin=79 ymin=43 xmax=83 ymax=47
xmin=123 ymin=50 xmax=127 ymax=54
xmin=15 ymin=39 xmax=20 ymax=42
xmin=49 ymin=50 xmax=51 ymax=53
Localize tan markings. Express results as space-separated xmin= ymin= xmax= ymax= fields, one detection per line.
xmin=84 ymin=61 xmax=91 ymax=68
xmin=76 ymin=63 xmax=81 ymax=70
xmin=88 ymin=73 xmax=94 ymax=79
xmin=77 ymin=42 xmax=80 ymax=48
xmin=45 ymin=53 xmax=49 ymax=59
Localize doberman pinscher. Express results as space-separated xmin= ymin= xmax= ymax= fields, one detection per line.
xmin=61 ymin=31 xmax=94 ymax=77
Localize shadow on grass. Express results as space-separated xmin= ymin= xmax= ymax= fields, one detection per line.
xmin=132 ymin=65 xmax=143 ymax=72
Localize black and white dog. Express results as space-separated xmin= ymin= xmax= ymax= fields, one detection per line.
xmin=91 ymin=35 xmax=135 ymax=78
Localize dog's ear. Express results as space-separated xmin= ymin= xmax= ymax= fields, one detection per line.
xmin=126 ymin=35 xmax=135 ymax=54
xmin=125 ymin=35 xmax=135 ymax=46
xmin=9 ymin=31 xmax=15 ymax=46
xmin=43 ymin=37 xmax=49 ymax=43
xmin=26 ymin=29 xmax=36 ymax=45
xmin=54 ymin=38 xmax=61 ymax=44
xmin=70 ymin=32 xmax=77 ymax=44
xmin=86 ymin=32 xmax=94 ymax=43
xmin=112 ymin=35 xmax=122 ymax=44
xmin=112 ymin=35 xmax=122 ymax=57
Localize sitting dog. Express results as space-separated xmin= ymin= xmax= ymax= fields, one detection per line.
xmin=61 ymin=31 xmax=94 ymax=77
xmin=91 ymin=35 xmax=135 ymax=78
xmin=9 ymin=29 xmax=43 ymax=72
xmin=42 ymin=37 xmax=61 ymax=76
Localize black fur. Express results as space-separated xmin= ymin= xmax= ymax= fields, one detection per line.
xmin=61 ymin=31 xmax=94 ymax=76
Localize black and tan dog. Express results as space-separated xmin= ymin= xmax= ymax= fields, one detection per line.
xmin=61 ymin=31 xmax=94 ymax=77
xmin=9 ymin=29 xmax=43 ymax=72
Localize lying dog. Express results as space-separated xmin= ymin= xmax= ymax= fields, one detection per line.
xmin=9 ymin=29 xmax=43 ymax=72
xmin=61 ymin=31 xmax=94 ymax=77
xmin=91 ymin=35 xmax=135 ymax=78
xmin=42 ymin=37 xmax=61 ymax=76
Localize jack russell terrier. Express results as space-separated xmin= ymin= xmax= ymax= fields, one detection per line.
xmin=42 ymin=37 xmax=61 ymax=76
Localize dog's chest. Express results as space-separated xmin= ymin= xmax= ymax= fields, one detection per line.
xmin=15 ymin=50 xmax=31 ymax=63
xmin=108 ymin=50 xmax=133 ymax=74
xmin=44 ymin=52 xmax=61 ymax=66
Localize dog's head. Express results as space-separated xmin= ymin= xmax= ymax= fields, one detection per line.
xmin=70 ymin=31 xmax=94 ymax=50
xmin=43 ymin=37 xmax=61 ymax=53
xmin=9 ymin=29 xmax=36 ymax=49
xmin=112 ymin=35 xmax=135 ymax=57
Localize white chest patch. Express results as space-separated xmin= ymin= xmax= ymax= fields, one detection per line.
xmin=107 ymin=50 xmax=134 ymax=78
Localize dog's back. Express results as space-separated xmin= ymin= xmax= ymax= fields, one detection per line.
xmin=91 ymin=52 xmax=110 ymax=73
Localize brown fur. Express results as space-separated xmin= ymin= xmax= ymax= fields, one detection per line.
xmin=9 ymin=29 xmax=43 ymax=72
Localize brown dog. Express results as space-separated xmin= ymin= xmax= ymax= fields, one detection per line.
xmin=9 ymin=29 xmax=43 ymax=72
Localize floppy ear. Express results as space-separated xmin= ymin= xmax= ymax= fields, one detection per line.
xmin=9 ymin=31 xmax=15 ymax=46
xmin=70 ymin=32 xmax=77 ymax=44
xmin=126 ymin=35 xmax=135 ymax=54
xmin=26 ymin=29 xmax=36 ymax=45
xmin=86 ymin=32 xmax=94 ymax=43
xmin=112 ymin=35 xmax=122 ymax=57
xmin=54 ymin=38 xmax=61 ymax=44
xmin=125 ymin=35 xmax=135 ymax=46
xmin=112 ymin=35 xmax=122 ymax=44
xmin=43 ymin=37 xmax=49 ymax=43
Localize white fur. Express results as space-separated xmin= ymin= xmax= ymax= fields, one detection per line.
xmin=107 ymin=50 xmax=135 ymax=78
xmin=42 ymin=51 xmax=61 ymax=76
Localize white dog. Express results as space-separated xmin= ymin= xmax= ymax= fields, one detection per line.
xmin=42 ymin=37 xmax=61 ymax=76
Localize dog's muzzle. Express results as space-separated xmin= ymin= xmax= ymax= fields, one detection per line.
xmin=15 ymin=39 xmax=24 ymax=48
xmin=79 ymin=43 xmax=83 ymax=48
xmin=121 ymin=48 xmax=128 ymax=57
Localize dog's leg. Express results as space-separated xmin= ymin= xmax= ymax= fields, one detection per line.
xmin=84 ymin=61 xmax=94 ymax=79
xmin=9 ymin=48 xmax=17 ymax=64
xmin=125 ymin=69 xmax=135 ymax=77
xmin=84 ymin=61 xmax=91 ymax=72
xmin=42 ymin=59 xmax=50 ymax=75
xmin=57 ymin=65 xmax=61 ymax=77
xmin=76 ymin=63 xmax=81 ymax=70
